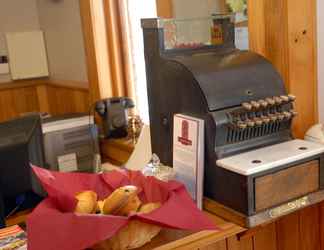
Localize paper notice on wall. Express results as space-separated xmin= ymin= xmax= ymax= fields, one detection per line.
xmin=58 ymin=153 xmax=78 ymax=172
xmin=173 ymin=114 xmax=204 ymax=209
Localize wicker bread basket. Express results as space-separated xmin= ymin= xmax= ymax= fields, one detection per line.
xmin=92 ymin=220 xmax=161 ymax=250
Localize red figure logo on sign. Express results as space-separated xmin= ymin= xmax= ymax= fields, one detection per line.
xmin=178 ymin=120 xmax=192 ymax=146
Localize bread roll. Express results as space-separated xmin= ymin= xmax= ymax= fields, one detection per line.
xmin=117 ymin=195 xmax=141 ymax=216
xmin=139 ymin=202 xmax=161 ymax=214
xmin=97 ymin=200 xmax=104 ymax=214
xmin=102 ymin=186 xmax=139 ymax=215
xmin=74 ymin=191 xmax=98 ymax=214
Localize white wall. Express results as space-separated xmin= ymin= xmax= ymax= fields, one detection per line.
xmin=0 ymin=0 xmax=40 ymax=82
xmin=318 ymin=0 xmax=324 ymax=122
xmin=37 ymin=0 xmax=88 ymax=85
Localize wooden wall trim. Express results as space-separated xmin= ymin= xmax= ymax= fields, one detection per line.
xmin=36 ymin=85 xmax=50 ymax=113
xmin=156 ymin=0 xmax=173 ymax=18
xmin=0 ymin=80 xmax=89 ymax=92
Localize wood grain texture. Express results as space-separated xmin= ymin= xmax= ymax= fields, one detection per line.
xmin=299 ymin=205 xmax=320 ymax=250
xmin=204 ymin=198 xmax=247 ymax=227
xmin=286 ymin=0 xmax=318 ymax=137
xmin=137 ymin=212 xmax=245 ymax=250
xmin=36 ymin=85 xmax=50 ymax=113
xmin=248 ymin=0 xmax=318 ymax=138
xmin=100 ymin=138 xmax=135 ymax=165
xmin=0 ymin=86 xmax=39 ymax=122
xmin=0 ymin=80 xmax=90 ymax=122
xmin=275 ymin=212 xmax=300 ymax=250
xmin=319 ymin=202 xmax=324 ymax=250
xmin=226 ymin=235 xmax=254 ymax=250
xmin=247 ymin=0 xmax=266 ymax=56
xmin=45 ymin=86 xmax=89 ymax=115
xmin=253 ymin=223 xmax=277 ymax=250
xmin=200 ymin=240 xmax=227 ymax=250
xmin=255 ymin=161 xmax=319 ymax=211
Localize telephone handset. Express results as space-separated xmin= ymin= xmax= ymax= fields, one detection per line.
xmin=305 ymin=124 xmax=324 ymax=144
xmin=95 ymin=97 xmax=134 ymax=138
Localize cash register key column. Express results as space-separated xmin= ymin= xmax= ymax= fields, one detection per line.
xmin=250 ymin=101 xmax=261 ymax=109
xmin=261 ymin=116 xmax=271 ymax=124
xmin=290 ymin=110 xmax=298 ymax=117
xmin=283 ymin=111 xmax=292 ymax=120
xmin=280 ymin=95 xmax=290 ymax=103
xmin=242 ymin=102 xmax=253 ymax=111
xmin=265 ymin=97 xmax=276 ymax=106
xmin=246 ymin=120 xmax=255 ymax=127
xmin=269 ymin=114 xmax=278 ymax=122
xmin=254 ymin=118 xmax=263 ymax=126
xmin=258 ymin=100 xmax=268 ymax=108
xmin=277 ymin=113 xmax=285 ymax=121
xmin=288 ymin=94 xmax=297 ymax=101
xmin=237 ymin=121 xmax=247 ymax=129
xmin=273 ymin=96 xmax=283 ymax=105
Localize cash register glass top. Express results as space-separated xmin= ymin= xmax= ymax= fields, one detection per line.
xmin=161 ymin=15 xmax=235 ymax=50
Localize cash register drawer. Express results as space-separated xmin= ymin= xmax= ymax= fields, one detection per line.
xmin=255 ymin=160 xmax=319 ymax=212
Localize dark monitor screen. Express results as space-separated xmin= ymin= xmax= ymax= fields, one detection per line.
xmin=0 ymin=114 xmax=46 ymax=227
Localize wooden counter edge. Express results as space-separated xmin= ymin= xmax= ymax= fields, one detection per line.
xmin=153 ymin=223 xmax=245 ymax=250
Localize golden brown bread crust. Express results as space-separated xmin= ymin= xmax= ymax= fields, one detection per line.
xmin=102 ymin=186 xmax=139 ymax=215
xmin=139 ymin=202 xmax=161 ymax=214
xmin=96 ymin=200 xmax=104 ymax=214
xmin=117 ymin=195 xmax=142 ymax=216
xmin=74 ymin=190 xmax=98 ymax=214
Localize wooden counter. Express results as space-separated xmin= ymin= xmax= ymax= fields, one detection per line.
xmin=135 ymin=202 xmax=324 ymax=250
xmin=137 ymin=212 xmax=246 ymax=250
xmin=134 ymin=202 xmax=324 ymax=250
xmin=100 ymin=138 xmax=135 ymax=165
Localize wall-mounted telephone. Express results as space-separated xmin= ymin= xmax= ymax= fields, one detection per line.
xmin=305 ymin=124 xmax=324 ymax=144
xmin=95 ymin=97 xmax=134 ymax=138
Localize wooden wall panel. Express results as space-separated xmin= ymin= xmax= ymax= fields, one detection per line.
xmin=299 ymin=205 xmax=320 ymax=250
xmin=253 ymin=223 xmax=277 ymax=250
xmin=286 ymin=0 xmax=318 ymax=137
xmin=319 ymin=203 xmax=324 ymax=250
xmin=0 ymin=87 xmax=39 ymax=122
xmin=248 ymin=0 xmax=318 ymax=138
xmin=0 ymin=81 xmax=90 ymax=122
xmin=275 ymin=212 xmax=300 ymax=250
xmin=247 ymin=0 xmax=266 ymax=56
xmin=45 ymin=85 xmax=90 ymax=115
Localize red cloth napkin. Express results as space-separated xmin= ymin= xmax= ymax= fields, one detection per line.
xmin=27 ymin=166 xmax=218 ymax=250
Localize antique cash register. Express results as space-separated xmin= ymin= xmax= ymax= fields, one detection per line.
xmin=141 ymin=16 xmax=324 ymax=227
